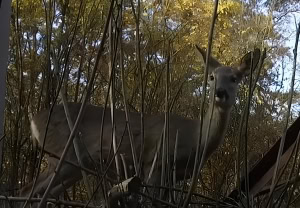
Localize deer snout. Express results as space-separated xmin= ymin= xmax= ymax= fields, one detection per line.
xmin=215 ymin=88 xmax=229 ymax=102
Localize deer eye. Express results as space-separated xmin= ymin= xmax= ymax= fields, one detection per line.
xmin=209 ymin=75 xmax=214 ymax=81
xmin=231 ymin=76 xmax=237 ymax=83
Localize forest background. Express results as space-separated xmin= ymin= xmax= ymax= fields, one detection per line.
xmin=1 ymin=0 xmax=300 ymax=206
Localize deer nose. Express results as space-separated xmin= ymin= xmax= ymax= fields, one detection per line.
xmin=216 ymin=88 xmax=229 ymax=100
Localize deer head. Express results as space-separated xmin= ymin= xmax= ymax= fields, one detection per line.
xmin=197 ymin=47 xmax=261 ymax=110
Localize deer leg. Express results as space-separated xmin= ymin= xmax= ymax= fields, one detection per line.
xmin=19 ymin=156 xmax=84 ymax=207
xmin=37 ymin=162 xmax=83 ymax=198
xmin=50 ymin=165 xmax=83 ymax=197
xmin=19 ymin=172 xmax=54 ymax=200
xmin=19 ymin=156 xmax=58 ymax=197
xmin=142 ymin=159 xmax=162 ymax=200
xmin=18 ymin=158 xmax=57 ymax=208
xmin=23 ymin=163 xmax=83 ymax=207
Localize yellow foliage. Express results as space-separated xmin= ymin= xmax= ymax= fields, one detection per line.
xmin=12 ymin=0 xmax=44 ymax=27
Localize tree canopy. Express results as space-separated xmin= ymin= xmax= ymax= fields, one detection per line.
xmin=1 ymin=0 xmax=300 ymax=206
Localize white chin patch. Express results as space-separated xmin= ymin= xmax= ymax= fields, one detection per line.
xmin=215 ymin=96 xmax=226 ymax=103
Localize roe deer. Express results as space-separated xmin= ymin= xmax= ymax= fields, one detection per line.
xmin=20 ymin=47 xmax=260 ymax=205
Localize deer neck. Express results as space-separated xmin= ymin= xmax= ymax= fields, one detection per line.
xmin=199 ymin=104 xmax=231 ymax=158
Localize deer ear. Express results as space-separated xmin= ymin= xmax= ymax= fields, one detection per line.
xmin=196 ymin=45 xmax=222 ymax=73
xmin=238 ymin=48 xmax=260 ymax=75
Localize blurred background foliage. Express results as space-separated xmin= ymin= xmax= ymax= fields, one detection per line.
xmin=1 ymin=0 xmax=300 ymax=205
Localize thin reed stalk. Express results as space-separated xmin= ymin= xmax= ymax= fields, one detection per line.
xmin=119 ymin=1 xmax=138 ymax=175
xmin=182 ymin=0 xmax=219 ymax=206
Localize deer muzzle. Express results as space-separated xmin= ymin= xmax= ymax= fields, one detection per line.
xmin=215 ymin=88 xmax=229 ymax=103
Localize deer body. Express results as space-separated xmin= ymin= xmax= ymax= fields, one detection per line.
xmin=30 ymin=103 xmax=227 ymax=180
xmin=20 ymin=48 xmax=260 ymax=202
